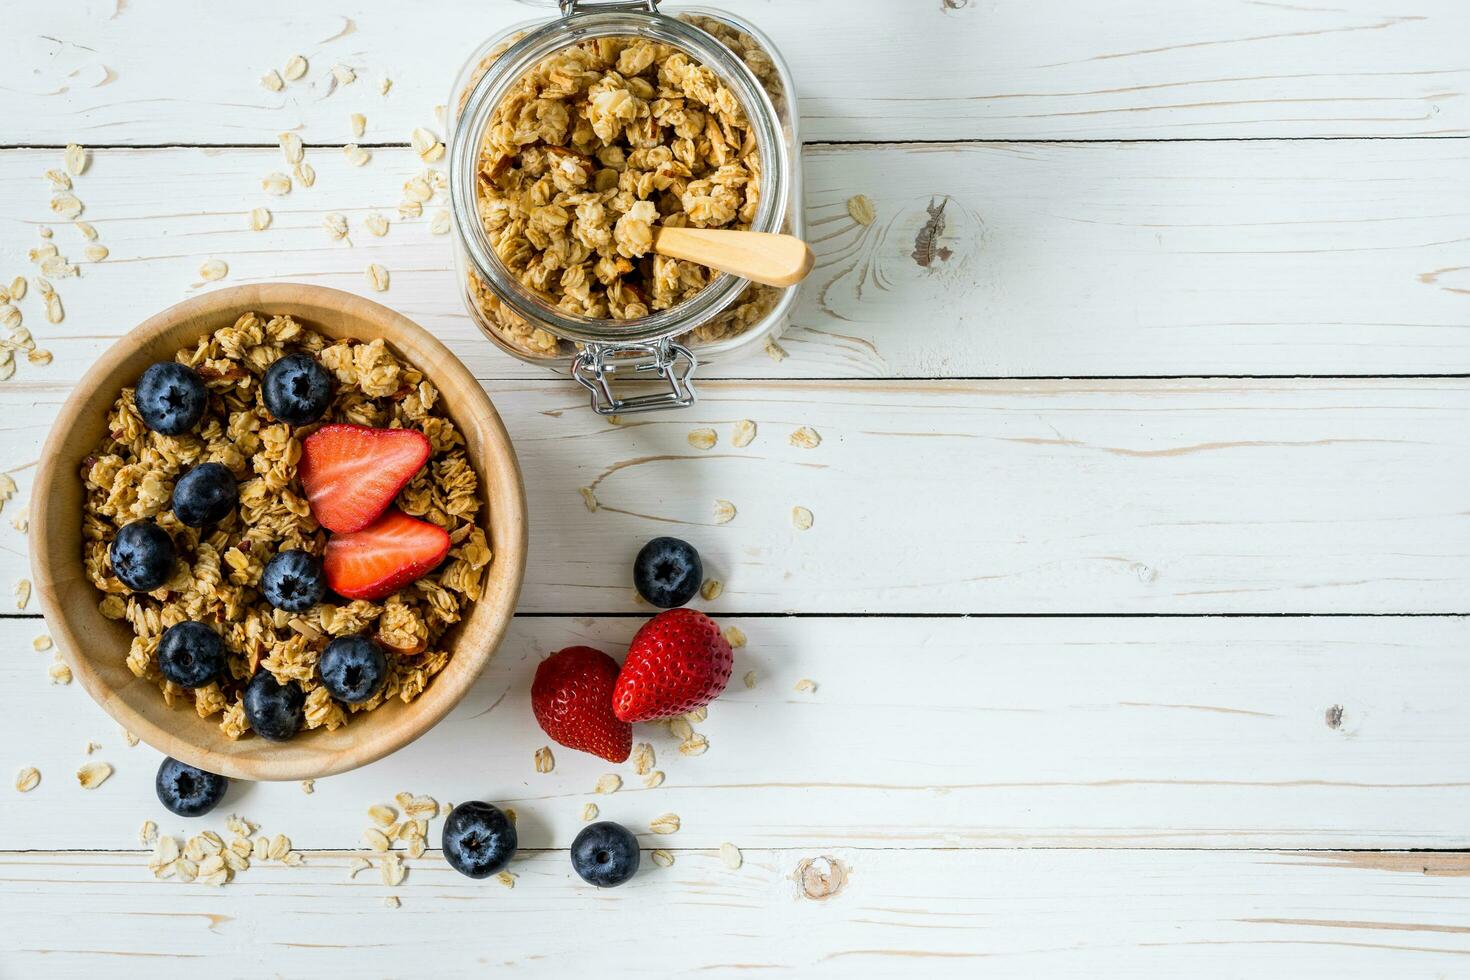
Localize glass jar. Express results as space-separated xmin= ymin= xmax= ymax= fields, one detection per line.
xmin=448 ymin=0 xmax=803 ymax=413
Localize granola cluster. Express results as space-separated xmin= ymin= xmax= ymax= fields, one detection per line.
xmin=464 ymin=16 xmax=783 ymax=358
xmin=80 ymin=313 xmax=492 ymax=739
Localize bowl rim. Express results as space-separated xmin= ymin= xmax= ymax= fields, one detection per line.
xmin=30 ymin=283 xmax=528 ymax=781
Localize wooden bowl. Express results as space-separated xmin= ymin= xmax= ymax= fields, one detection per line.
xmin=30 ymin=284 xmax=527 ymax=781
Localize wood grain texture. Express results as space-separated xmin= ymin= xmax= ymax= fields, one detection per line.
xmin=2 ymin=141 xmax=1468 ymax=380
xmin=5 ymin=0 xmax=1467 ymax=144
xmin=5 ymin=847 xmax=1470 ymax=976
xmin=28 ymin=284 xmax=528 ymax=782
xmin=0 ymin=378 xmax=1464 ymax=614
xmin=6 ymin=616 xmax=1470 ymax=851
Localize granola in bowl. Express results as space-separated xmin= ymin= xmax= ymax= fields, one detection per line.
xmin=460 ymin=16 xmax=785 ymax=359
xmin=80 ymin=311 xmax=492 ymax=741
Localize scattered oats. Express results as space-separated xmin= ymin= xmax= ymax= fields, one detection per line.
xmin=381 ymin=850 xmax=405 ymax=886
xmin=402 ymin=175 xmax=432 ymax=204
xmin=120 ymin=727 xmax=140 ymax=747
xmin=765 ymin=339 xmax=789 ymax=363
xmin=199 ymin=259 xmax=228 ymax=282
xmin=293 ymin=161 xmax=316 ymax=188
xmin=268 ymin=834 xmax=291 ymax=861
xmin=643 ymin=770 xmax=665 ymax=789
xmin=366 ymin=263 xmax=390 ymax=291
xmin=397 ymin=199 xmax=423 ymax=220
xmin=383 ymin=896 xmax=401 ymax=909
xmin=33 ymin=635 xmax=52 ymax=652
xmin=679 ymin=733 xmax=709 ymax=756
xmin=713 ymin=499 xmax=736 ymax=524
xmin=685 ymin=706 xmax=708 ymax=724
xmin=9 ymin=278 xmax=24 ymax=301
xmin=363 ymin=828 xmax=391 ymax=852
xmin=84 ymin=244 xmax=109 ymax=262
xmin=795 ymin=678 xmax=818 ymax=693
xmin=0 ymin=353 xmax=14 ymax=383
xmin=363 ymin=212 xmax=390 ymax=237
xmin=720 ymin=842 xmax=742 ymax=869
xmin=252 ymin=837 xmax=269 ymax=861
xmin=350 ymin=113 xmax=366 ymax=139
xmin=75 ymin=221 xmax=98 ymax=240
xmin=731 ymin=420 xmax=757 ymax=448
xmin=578 ymin=487 xmax=598 ymax=512
xmin=50 ymin=193 xmax=84 ymax=220
xmin=650 ymin=813 xmax=680 ymax=835
xmin=632 ymin=742 xmax=655 ymax=776
xmin=410 ymin=127 xmax=441 ymax=162
xmin=45 ymin=169 xmax=72 ymax=191
xmin=403 ymin=795 xmax=438 ymax=819
xmin=701 ymin=579 xmax=723 ymax=601
xmin=0 ymin=473 xmax=19 ymax=504
xmin=63 ymin=144 xmax=88 ymax=176
xmin=331 ymin=64 xmax=356 ymax=85
xmin=37 ymin=227 xmax=53 ymax=240
xmin=248 ymin=207 xmax=272 ymax=231
xmin=27 ymin=350 xmax=52 ymax=367
xmin=39 ymin=255 xmax=79 ymax=279
xmin=149 ymin=836 xmax=180 ymax=877
xmin=743 ymin=670 xmax=757 ymax=689
xmin=343 ymin=144 xmax=371 ymax=167
xmin=650 ymin=848 xmax=674 ymax=868
xmin=435 ymin=104 xmax=447 ymax=124
xmin=847 ymin=194 xmax=877 ymax=226
xmin=282 ymin=850 xmax=305 ymax=867
xmin=723 ymin=626 xmax=746 ymax=649
xmin=368 ymin=804 xmax=397 ymax=827
xmin=15 ymin=767 xmax=40 ymax=793
xmin=76 ymin=762 xmax=112 ymax=788
xmin=792 ymin=506 xmax=814 ymax=531
xmin=669 ymin=716 xmax=694 ymax=741
xmin=300 ymin=778 xmax=315 ymax=794
xmin=261 ymin=69 xmax=284 ymax=92
xmin=430 ymin=209 xmax=451 ymax=235
xmin=379 ymin=77 xmax=393 ymax=95
xmin=278 ymin=132 xmax=304 ymax=165
xmin=34 ymin=277 xmax=52 ymax=297
xmin=262 ymin=172 xmax=292 ymax=195
xmin=595 ymin=773 xmax=622 ymax=795
xmin=225 ymin=815 xmax=255 ymax=837
xmin=323 ymin=212 xmax=349 ymax=241
xmin=139 ymin=820 xmax=157 ymax=844
xmin=84 ymin=740 xmax=101 ymax=755
xmin=282 ymin=55 xmax=308 ymax=82
xmin=44 ymin=292 xmax=63 ymax=324
xmin=534 ymin=745 xmax=555 ymax=773
xmin=496 ymin=870 xmax=516 ymax=889
xmin=688 ymin=427 xmax=717 ymax=450
xmin=0 ymin=306 xmax=19 ymax=331
xmin=345 ymin=855 xmax=373 ymax=880
xmin=581 ymin=802 xmax=599 ymax=822
xmin=49 ymin=659 xmax=71 ymax=685
xmin=408 ymin=839 xmax=426 ymax=859
xmin=789 ymin=426 xmax=822 ymax=449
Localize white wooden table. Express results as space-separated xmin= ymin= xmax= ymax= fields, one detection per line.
xmin=3 ymin=0 xmax=1470 ymax=975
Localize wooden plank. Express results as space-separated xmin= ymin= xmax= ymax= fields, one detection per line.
xmin=0 ymin=378 xmax=1465 ymax=614
xmin=2 ymin=141 xmax=1469 ymax=380
xmin=4 ymin=847 xmax=1470 ymax=976
xmin=7 ymin=616 xmax=1470 ymax=851
xmin=7 ymin=0 xmax=1468 ymax=144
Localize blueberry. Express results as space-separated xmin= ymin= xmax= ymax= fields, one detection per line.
xmin=242 ymin=671 xmax=304 ymax=741
xmin=442 ymin=801 xmax=517 ymax=879
xmin=633 ymin=537 xmax=703 ymax=608
xmin=171 ymin=462 xmax=238 ymax=527
xmin=157 ymin=621 xmax=226 ymax=688
xmin=109 ymin=520 xmax=176 ymax=592
xmin=570 ymin=821 xmax=640 ymax=887
xmin=319 ymin=635 xmax=387 ymax=704
xmin=135 ymin=361 xmax=207 ymax=435
xmin=260 ymin=549 xmax=326 ymax=612
xmin=263 ymin=353 xmax=333 ymax=426
xmin=155 ymin=757 xmax=228 ymax=817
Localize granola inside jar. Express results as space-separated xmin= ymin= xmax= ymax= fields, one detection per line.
xmin=448 ymin=2 xmax=802 ymax=413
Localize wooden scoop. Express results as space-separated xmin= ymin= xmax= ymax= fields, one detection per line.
xmin=652 ymin=227 xmax=815 ymax=288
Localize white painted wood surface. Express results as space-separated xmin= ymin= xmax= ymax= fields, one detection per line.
xmin=3 ymin=0 xmax=1469 ymax=975
xmin=2 ymin=141 xmax=1469 ymax=378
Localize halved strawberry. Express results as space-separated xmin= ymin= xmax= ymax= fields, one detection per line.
xmin=299 ymin=424 xmax=431 ymax=533
xmin=323 ymin=509 xmax=451 ymax=601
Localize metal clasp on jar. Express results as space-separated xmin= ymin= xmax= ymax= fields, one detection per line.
xmin=559 ymin=0 xmax=660 ymax=15
xmin=572 ymin=338 xmax=697 ymax=415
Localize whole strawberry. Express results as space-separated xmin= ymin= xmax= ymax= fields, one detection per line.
xmin=613 ymin=609 xmax=733 ymax=723
xmin=532 ymin=646 xmax=631 ymax=764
